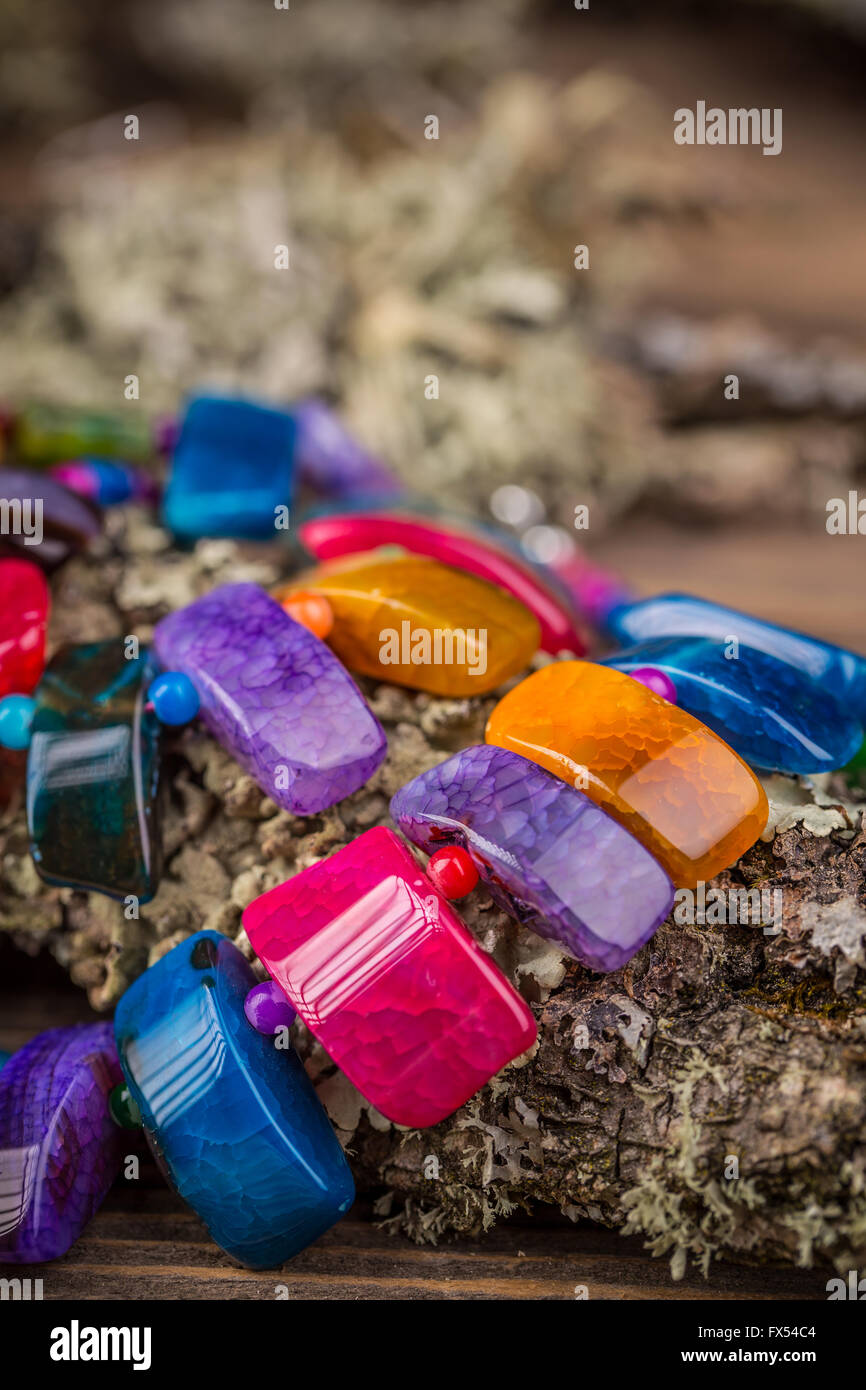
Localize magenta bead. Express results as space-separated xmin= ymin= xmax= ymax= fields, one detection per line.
xmin=244 ymin=980 xmax=297 ymax=1034
xmin=629 ymin=666 xmax=677 ymax=703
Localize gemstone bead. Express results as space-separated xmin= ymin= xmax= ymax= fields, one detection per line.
xmin=154 ymin=583 xmax=386 ymax=814
xmin=297 ymin=510 xmax=587 ymax=655
xmin=279 ymin=590 xmax=334 ymax=640
xmin=293 ymin=400 xmax=404 ymax=499
xmin=606 ymin=593 xmax=866 ymax=720
xmin=0 ymin=1023 xmax=125 ymax=1263
xmin=244 ymin=980 xmax=297 ymax=1034
xmin=425 ymin=845 xmax=479 ymax=899
xmin=0 ymin=467 xmax=101 ymax=570
xmin=52 ymin=459 xmax=156 ymax=507
xmin=0 ymin=1051 xmax=10 ymax=1071
xmin=147 ymin=670 xmax=200 ymax=725
xmin=486 ymin=661 xmax=768 ymax=889
xmin=0 ymin=695 xmax=37 ymax=750
xmin=274 ymin=553 xmax=540 ymax=696
xmin=391 ymin=745 xmax=674 ymax=970
xmin=114 ymin=931 xmax=354 ymax=1268
xmin=629 ymin=666 xmax=677 ymax=703
xmin=162 ymin=395 xmax=295 ymax=541
xmin=14 ymin=403 xmax=152 ymax=465
xmin=243 ymin=827 xmax=537 ymax=1128
xmin=603 ymin=637 xmax=863 ymax=775
xmin=0 ymin=558 xmax=48 ymax=698
xmin=27 ymin=641 xmax=163 ymax=900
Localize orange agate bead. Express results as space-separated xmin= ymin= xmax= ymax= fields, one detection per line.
xmin=274 ymin=554 xmax=540 ymax=696
xmin=485 ymin=661 xmax=768 ymax=888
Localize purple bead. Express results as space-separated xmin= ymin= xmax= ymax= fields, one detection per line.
xmin=293 ymin=400 xmax=404 ymax=500
xmin=0 ymin=466 xmax=101 ymax=570
xmin=0 ymin=1024 xmax=125 ymax=1263
xmin=629 ymin=666 xmax=677 ymax=702
xmin=154 ymin=583 xmax=386 ymax=814
xmin=391 ymin=744 xmax=674 ymax=972
xmin=244 ymin=980 xmax=297 ymax=1034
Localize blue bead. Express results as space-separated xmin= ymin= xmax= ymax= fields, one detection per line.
xmin=114 ymin=931 xmax=354 ymax=1268
xmin=601 ymin=636 xmax=864 ymax=775
xmin=606 ymin=593 xmax=866 ymax=721
xmin=162 ymin=396 xmax=295 ymax=541
xmin=147 ymin=671 xmax=200 ymax=725
xmin=85 ymin=459 xmax=137 ymax=506
xmin=0 ymin=1050 xmax=11 ymax=1072
xmin=0 ymin=694 xmax=37 ymax=750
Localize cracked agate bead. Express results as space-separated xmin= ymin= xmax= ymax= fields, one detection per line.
xmin=14 ymin=402 xmax=152 ymax=465
xmin=162 ymin=396 xmax=295 ymax=541
xmin=274 ymin=553 xmax=540 ymax=696
xmin=486 ymin=661 xmax=768 ymax=888
xmin=0 ymin=1024 xmax=125 ymax=1263
xmin=0 ymin=558 xmax=48 ymax=698
xmin=602 ymin=637 xmax=863 ymax=775
xmin=243 ymin=827 xmax=537 ymax=1127
xmin=391 ymin=745 xmax=674 ymax=971
xmin=297 ymin=510 xmax=586 ymax=655
xmin=605 ymin=593 xmax=866 ymax=720
xmin=154 ymin=583 xmax=386 ymax=813
xmin=114 ymin=931 xmax=354 ymax=1268
xmin=27 ymin=641 xmax=163 ymax=900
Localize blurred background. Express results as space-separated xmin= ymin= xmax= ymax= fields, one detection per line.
xmin=0 ymin=0 xmax=863 ymax=636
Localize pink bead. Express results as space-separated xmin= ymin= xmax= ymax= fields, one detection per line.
xmin=243 ymin=827 xmax=536 ymax=1128
xmin=629 ymin=666 xmax=677 ymax=703
xmin=425 ymin=845 xmax=479 ymax=899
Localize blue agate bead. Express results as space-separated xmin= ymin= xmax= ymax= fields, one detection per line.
xmin=602 ymin=636 xmax=864 ymax=775
xmin=605 ymin=593 xmax=866 ymax=720
xmin=114 ymin=931 xmax=354 ymax=1268
xmin=0 ymin=695 xmax=37 ymax=750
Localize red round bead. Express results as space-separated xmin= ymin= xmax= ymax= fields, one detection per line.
xmin=426 ymin=845 xmax=479 ymax=899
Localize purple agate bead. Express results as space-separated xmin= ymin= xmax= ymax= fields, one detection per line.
xmin=293 ymin=400 xmax=404 ymax=499
xmin=0 ymin=1023 xmax=125 ymax=1263
xmin=154 ymin=583 xmax=386 ymax=814
xmin=391 ymin=744 xmax=675 ymax=972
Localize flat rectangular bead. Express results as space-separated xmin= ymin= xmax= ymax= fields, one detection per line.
xmin=243 ymin=827 xmax=537 ymax=1128
xmin=114 ymin=932 xmax=354 ymax=1268
xmin=391 ymin=744 xmax=674 ymax=971
xmin=0 ymin=1024 xmax=124 ymax=1263
xmin=27 ymin=641 xmax=162 ymax=900
xmin=153 ymin=583 xmax=386 ymax=814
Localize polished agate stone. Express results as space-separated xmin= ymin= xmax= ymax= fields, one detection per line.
xmin=154 ymin=583 xmax=385 ymax=813
xmin=293 ymin=400 xmax=404 ymax=499
xmin=14 ymin=403 xmax=152 ymax=465
xmin=297 ymin=510 xmax=586 ymax=655
xmin=163 ymin=396 xmax=295 ymax=541
xmin=486 ymin=661 xmax=768 ymax=888
xmin=606 ymin=593 xmax=866 ymax=720
xmin=27 ymin=642 xmax=162 ymax=900
xmin=602 ymin=637 xmax=863 ymax=774
xmin=391 ymin=745 xmax=674 ymax=971
xmin=0 ymin=467 xmax=101 ymax=570
xmin=0 ymin=558 xmax=48 ymax=697
xmin=244 ymin=827 xmax=537 ymax=1128
xmin=0 ymin=1024 xmax=124 ymax=1262
xmin=274 ymin=553 xmax=540 ymax=696
xmin=114 ymin=931 xmax=354 ymax=1268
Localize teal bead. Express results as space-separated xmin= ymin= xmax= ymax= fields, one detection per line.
xmin=147 ymin=671 xmax=200 ymax=725
xmin=0 ymin=695 xmax=37 ymax=750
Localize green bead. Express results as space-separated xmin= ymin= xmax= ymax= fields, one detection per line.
xmin=108 ymin=1082 xmax=142 ymax=1130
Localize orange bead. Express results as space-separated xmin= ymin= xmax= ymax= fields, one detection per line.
xmin=485 ymin=661 xmax=768 ymax=888
xmin=274 ymin=554 xmax=540 ymax=696
xmin=279 ymin=590 xmax=334 ymax=640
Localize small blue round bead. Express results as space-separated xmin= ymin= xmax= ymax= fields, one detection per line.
xmin=0 ymin=694 xmax=37 ymax=750
xmin=147 ymin=672 xmax=200 ymax=725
